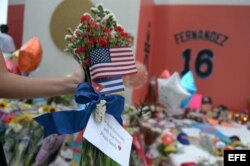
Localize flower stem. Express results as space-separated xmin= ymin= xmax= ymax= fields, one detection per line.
xmin=82 ymin=64 xmax=91 ymax=84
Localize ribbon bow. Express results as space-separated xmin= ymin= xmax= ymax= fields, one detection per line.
xmin=34 ymin=82 xmax=124 ymax=137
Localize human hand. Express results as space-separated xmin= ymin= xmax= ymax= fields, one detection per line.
xmin=72 ymin=65 xmax=85 ymax=84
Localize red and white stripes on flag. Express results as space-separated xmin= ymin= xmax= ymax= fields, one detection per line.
xmin=89 ymin=47 xmax=137 ymax=80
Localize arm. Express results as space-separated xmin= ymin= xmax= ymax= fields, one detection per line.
xmin=0 ymin=51 xmax=84 ymax=99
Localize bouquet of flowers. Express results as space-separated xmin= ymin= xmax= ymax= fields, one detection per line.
xmin=64 ymin=3 xmax=135 ymax=85
xmin=64 ymin=3 xmax=136 ymax=166
xmin=35 ymin=3 xmax=137 ymax=166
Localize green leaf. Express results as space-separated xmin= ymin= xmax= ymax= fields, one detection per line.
xmin=67 ymin=28 xmax=73 ymax=35
xmin=97 ymin=4 xmax=104 ymax=13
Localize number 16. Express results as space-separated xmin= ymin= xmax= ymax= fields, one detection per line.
xmin=181 ymin=48 xmax=214 ymax=78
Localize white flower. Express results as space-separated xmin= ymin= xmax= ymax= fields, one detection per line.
xmin=113 ymin=18 xmax=118 ymax=23
xmin=116 ymin=24 xmax=123 ymax=28
xmin=77 ymin=23 xmax=83 ymax=29
xmin=82 ymin=13 xmax=93 ymax=20
xmin=73 ymin=29 xmax=83 ymax=36
xmin=91 ymin=7 xmax=99 ymax=13
xmin=95 ymin=17 xmax=101 ymax=22
xmin=105 ymin=9 xmax=112 ymax=14
xmin=65 ymin=35 xmax=73 ymax=41
xmin=94 ymin=100 xmax=107 ymax=123
xmin=68 ymin=43 xmax=74 ymax=47
xmin=111 ymin=30 xmax=116 ymax=37
xmin=102 ymin=13 xmax=114 ymax=22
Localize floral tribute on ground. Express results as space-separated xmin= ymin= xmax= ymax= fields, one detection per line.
xmin=35 ymin=3 xmax=137 ymax=166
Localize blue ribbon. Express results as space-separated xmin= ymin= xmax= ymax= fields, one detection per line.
xmin=34 ymin=82 xmax=124 ymax=137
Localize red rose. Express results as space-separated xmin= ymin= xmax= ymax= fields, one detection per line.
xmin=120 ymin=32 xmax=126 ymax=37
xmin=87 ymin=41 xmax=93 ymax=47
xmin=128 ymin=35 xmax=133 ymax=40
xmin=81 ymin=15 xmax=91 ymax=23
xmin=75 ymin=47 xmax=86 ymax=54
xmin=83 ymin=59 xmax=89 ymax=66
xmin=83 ymin=34 xmax=89 ymax=39
xmin=115 ymin=26 xmax=124 ymax=32
xmin=90 ymin=22 xmax=100 ymax=29
xmin=99 ymin=37 xmax=107 ymax=47
xmin=120 ymin=32 xmax=132 ymax=41
xmin=125 ymin=34 xmax=132 ymax=40
xmin=90 ymin=21 xmax=96 ymax=27
xmin=94 ymin=22 xmax=101 ymax=29
xmin=107 ymin=33 xmax=112 ymax=39
xmin=103 ymin=27 xmax=111 ymax=33
xmin=92 ymin=38 xmax=97 ymax=44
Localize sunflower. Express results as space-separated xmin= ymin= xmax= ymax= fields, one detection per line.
xmin=41 ymin=105 xmax=49 ymax=113
xmin=0 ymin=100 xmax=8 ymax=108
xmin=49 ymin=105 xmax=57 ymax=113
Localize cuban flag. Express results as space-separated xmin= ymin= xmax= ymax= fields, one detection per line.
xmin=92 ymin=76 xmax=124 ymax=95
xmin=88 ymin=47 xmax=137 ymax=80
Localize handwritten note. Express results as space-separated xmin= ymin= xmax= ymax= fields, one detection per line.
xmin=84 ymin=113 xmax=132 ymax=166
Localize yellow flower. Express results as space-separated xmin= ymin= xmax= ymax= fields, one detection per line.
xmin=164 ymin=145 xmax=177 ymax=153
xmin=20 ymin=103 xmax=32 ymax=109
xmin=11 ymin=113 xmax=35 ymax=123
xmin=0 ymin=100 xmax=8 ymax=108
xmin=49 ymin=106 xmax=57 ymax=113
xmin=214 ymin=149 xmax=222 ymax=156
xmin=232 ymin=141 xmax=245 ymax=147
xmin=41 ymin=105 xmax=50 ymax=113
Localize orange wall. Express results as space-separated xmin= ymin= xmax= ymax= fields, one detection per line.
xmin=132 ymin=0 xmax=155 ymax=104
xmin=150 ymin=5 xmax=250 ymax=111
xmin=7 ymin=4 xmax=25 ymax=49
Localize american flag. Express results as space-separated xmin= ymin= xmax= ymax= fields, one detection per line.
xmin=89 ymin=47 xmax=137 ymax=80
xmin=92 ymin=76 xmax=124 ymax=95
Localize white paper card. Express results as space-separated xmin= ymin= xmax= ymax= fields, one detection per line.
xmin=84 ymin=113 xmax=132 ymax=166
